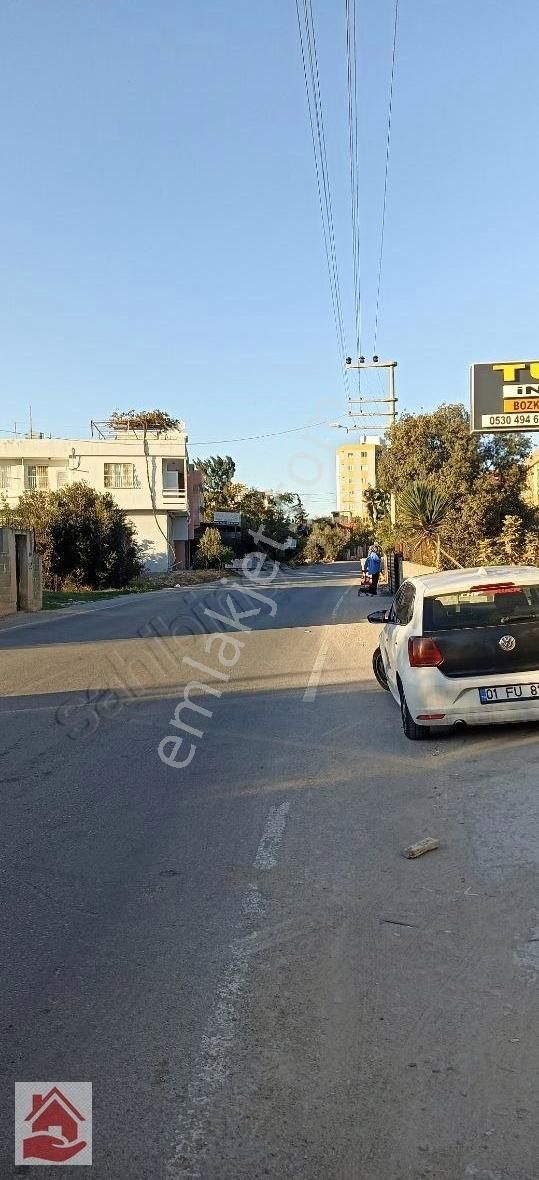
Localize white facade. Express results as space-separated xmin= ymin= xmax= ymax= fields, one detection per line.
xmin=336 ymin=439 xmax=383 ymax=518
xmin=0 ymin=430 xmax=190 ymax=571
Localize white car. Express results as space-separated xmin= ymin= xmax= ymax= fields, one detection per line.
xmin=368 ymin=566 xmax=539 ymax=740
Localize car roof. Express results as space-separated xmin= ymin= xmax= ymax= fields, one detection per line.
xmin=408 ymin=565 xmax=539 ymax=596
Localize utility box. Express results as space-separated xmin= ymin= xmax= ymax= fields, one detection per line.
xmin=0 ymin=528 xmax=43 ymax=617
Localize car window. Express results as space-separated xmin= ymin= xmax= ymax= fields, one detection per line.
xmin=423 ymin=584 xmax=539 ymax=631
xmin=391 ymin=581 xmax=416 ymax=625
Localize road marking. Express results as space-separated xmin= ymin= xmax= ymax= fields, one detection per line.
xmin=167 ymin=800 xmax=290 ymax=1178
xmin=253 ymin=800 xmax=290 ymax=869
xmin=303 ymin=637 xmax=330 ymax=702
xmin=331 ymin=587 xmax=351 ymax=618
xmin=302 ymin=585 xmax=354 ymax=703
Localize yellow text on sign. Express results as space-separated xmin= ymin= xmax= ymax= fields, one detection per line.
xmin=493 ymin=361 xmax=539 ymax=381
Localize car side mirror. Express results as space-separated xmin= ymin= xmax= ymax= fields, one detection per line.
xmin=367 ymin=609 xmax=389 ymax=624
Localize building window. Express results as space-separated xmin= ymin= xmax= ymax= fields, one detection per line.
xmin=0 ymin=464 xmax=12 ymax=489
xmin=56 ymin=470 xmax=68 ymax=488
xmin=163 ymin=460 xmax=186 ymax=493
xmin=104 ymin=462 xmax=137 ymax=489
xmin=26 ymin=465 xmax=48 ymax=490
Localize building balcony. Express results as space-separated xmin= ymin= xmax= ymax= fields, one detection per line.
xmin=161 ymin=487 xmax=188 ymax=507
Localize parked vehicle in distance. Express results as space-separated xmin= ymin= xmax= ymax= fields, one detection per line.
xmin=368 ymin=566 xmax=539 ymax=740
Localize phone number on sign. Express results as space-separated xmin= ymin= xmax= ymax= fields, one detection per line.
xmin=481 ymin=412 xmax=539 ymax=427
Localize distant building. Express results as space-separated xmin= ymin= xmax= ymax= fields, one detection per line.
xmin=335 ymin=438 xmax=383 ymax=519
xmin=0 ymin=424 xmax=200 ymax=571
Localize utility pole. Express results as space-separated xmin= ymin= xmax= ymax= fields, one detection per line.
xmin=341 ymin=357 xmax=398 ymax=524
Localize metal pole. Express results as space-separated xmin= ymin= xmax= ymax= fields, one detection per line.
xmin=342 ymin=353 xmax=396 ymax=526
xmin=388 ymin=363 xmax=397 ymax=525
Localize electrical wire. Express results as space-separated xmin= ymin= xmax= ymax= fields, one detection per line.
xmin=191 ymin=417 xmax=343 ymax=446
xmin=373 ymin=0 xmax=399 ymax=356
xmin=295 ymin=0 xmax=349 ymax=393
xmin=345 ymin=0 xmax=361 ymax=390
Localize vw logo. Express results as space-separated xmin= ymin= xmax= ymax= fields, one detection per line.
xmin=499 ymin=634 xmax=516 ymax=652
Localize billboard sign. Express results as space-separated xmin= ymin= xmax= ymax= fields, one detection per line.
xmin=213 ymin=511 xmax=241 ymax=526
xmin=471 ymin=360 xmax=539 ymax=432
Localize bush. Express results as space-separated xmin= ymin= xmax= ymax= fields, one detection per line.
xmin=193 ymin=527 xmax=231 ymax=568
xmin=1 ymin=482 xmax=143 ymax=589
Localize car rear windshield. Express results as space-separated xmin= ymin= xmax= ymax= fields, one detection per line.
xmin=423 ymin=584 xmax=539 ymax=631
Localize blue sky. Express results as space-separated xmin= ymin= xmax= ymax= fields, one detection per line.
xmin=1 ymin=1 xmax=538 ymax=514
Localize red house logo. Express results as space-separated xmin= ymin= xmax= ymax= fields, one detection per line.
xmin=15 ymin=1082 xmax=92 ymax=1166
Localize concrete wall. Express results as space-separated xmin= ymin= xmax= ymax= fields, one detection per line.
xmin=0 ymin=528 xmax=43 ymax=617
xmin=126 ymin=512 xmax=171 ymax=573
xmin=0 ymin=529 xmax=17 ymax=616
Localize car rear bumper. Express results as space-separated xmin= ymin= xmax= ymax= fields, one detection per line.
xmin=404 ymin=669 xmax=539 ymax=727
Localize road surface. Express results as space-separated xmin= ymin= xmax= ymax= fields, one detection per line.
xmin=0 ymin=563 xmax=537 ymax=1178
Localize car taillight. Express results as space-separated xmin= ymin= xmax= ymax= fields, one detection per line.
xmin=470 ymin=582 xmax=518 ymax=593
xmin=408 ymin=636 xmax=444 ymax=668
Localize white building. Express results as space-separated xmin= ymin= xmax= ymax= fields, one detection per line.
xmin=336 ymin=438 xmax=383 ymax=518
xmin=0 ymin=426 xmax=191 ymax=571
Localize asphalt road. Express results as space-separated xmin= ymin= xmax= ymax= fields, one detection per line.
xmin=0 ymin=562 xmax=537 ymax=1179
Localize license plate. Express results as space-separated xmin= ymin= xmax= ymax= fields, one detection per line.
xmin=479 ymin=683 xmax=539 ymax=703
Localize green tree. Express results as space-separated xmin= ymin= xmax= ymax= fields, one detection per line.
xmin=347 ymin=517 xmax=375 ymax=552
xmin=303 ymin=520 xmax=348 ymax=564
xmin=49 ymin=484 xmax=142 ymax=588
xmin=378 ymin=405 xmax=534 ymax=565
xmin=0 ymin=488 xmax=57 ymax=581
xmin=378 ymin=405 xmax=480 ymax=497
xmin=292 ymin=496 xmax=309 ymax=532
xmin=477 ymin=514 xmax=536 ymax=566
xmin=193 ymin=455 xmax=236 ymax=517
xmin=363 ymin=487 xmax=389 ymax=524
xmin=1 ymin=483 xmax=142 ymax=588
xmin=193 ymin=526 xmax=231 ymax=569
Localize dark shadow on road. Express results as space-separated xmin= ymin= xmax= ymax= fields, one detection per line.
xmin=0 ymin=577 xmax=383 ymax=651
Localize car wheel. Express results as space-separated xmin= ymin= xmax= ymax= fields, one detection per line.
xmin=399 ymin=684 xmax=430 ymax=741
xmin=372 ymin=647 xmax=390 ymax=691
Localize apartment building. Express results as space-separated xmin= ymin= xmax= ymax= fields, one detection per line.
xmin=335 ymin=438 xmax=383 ymax=518
xmin=0 ymin=425 xmax=197 ymax=571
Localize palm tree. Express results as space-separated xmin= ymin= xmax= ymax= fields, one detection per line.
xmin=398 ymin=481 xmax=460 ymax=568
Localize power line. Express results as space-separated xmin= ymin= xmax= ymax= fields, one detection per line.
xmin=345 ymin=0 xmax=361 ymax=390
xmin=295 ymin=0 xmax=349 ymax=394
xmin=373 ymin=0 xmax=400 ymax=355
xmin=191 ymin=420 xmax=334 ymax=446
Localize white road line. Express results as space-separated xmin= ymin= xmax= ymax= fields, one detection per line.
xmin=167 ymin=800 xmax=291 ymax=1178
xmin=302 ymin=637 xmax=330 ymax=702
xmin=303 ymin=584 xmax=354 ymax=702
xmin=253 ymin=801 xmax=291 ymax=869
xmin=331 ymin=587 xmax=351 ymax=619
xmin=167 ymin=938 xmax=252 ymax=1179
